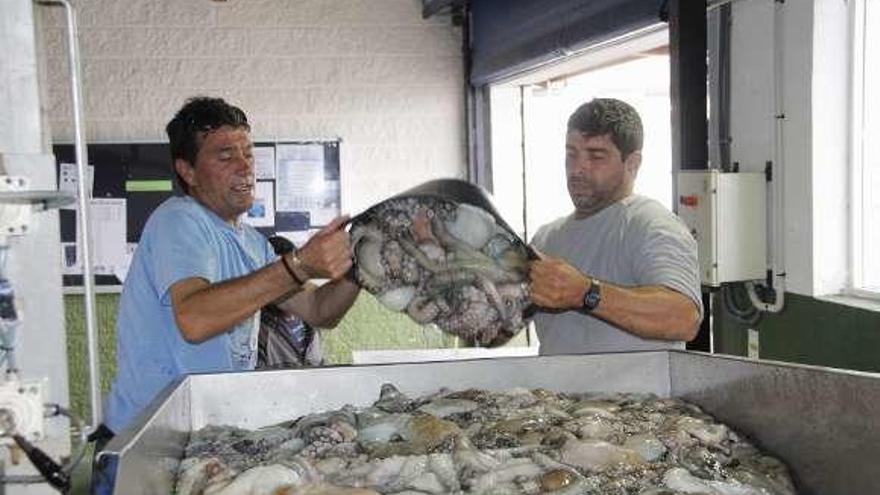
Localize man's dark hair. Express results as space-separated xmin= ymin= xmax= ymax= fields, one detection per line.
xmin=166 ymin=97 xmax=250 ymax=193
xmin=567 ymin=98 xmax=643 ymax=160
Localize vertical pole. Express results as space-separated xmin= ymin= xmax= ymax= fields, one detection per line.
xmin=669 ymin=0 xmax=711 ymax=352
xmin=57 ymin=0 xmax=102 ymax=427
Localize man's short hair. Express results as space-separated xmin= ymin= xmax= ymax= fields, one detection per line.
xmin=166 ymin=96 xmax=250 ymax=193
xmin=567 ymin=98 xmax=643 ymax=160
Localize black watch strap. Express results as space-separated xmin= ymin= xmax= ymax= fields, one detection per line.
xmin=581 ymin=278 xmax=601 ymax=313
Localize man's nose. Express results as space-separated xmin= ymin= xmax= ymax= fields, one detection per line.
xmin=568 ymin=158 xmax=592 ymax=174
xmin=234 ymin=154 xmax=253 ymax=174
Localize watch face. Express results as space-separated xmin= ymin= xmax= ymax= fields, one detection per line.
xmin=582 ymin=279 xmax=601 ymax=312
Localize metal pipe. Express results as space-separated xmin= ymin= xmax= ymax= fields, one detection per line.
xmin=746 ymin=0 xmax=786 ymax=313
xmin=34 ymin=0 xmax=102 ymax=427
xmin=766 ymin=0 xmax=787 ymax=312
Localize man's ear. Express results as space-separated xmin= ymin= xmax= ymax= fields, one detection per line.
xmin=174 ymin=158 xmax=196 ymax=189
xmin=625 ymin=150 xmax=642 ymax=174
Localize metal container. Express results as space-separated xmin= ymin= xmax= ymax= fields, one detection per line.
xmin=103 ymin=351 xmax=880 ymax=495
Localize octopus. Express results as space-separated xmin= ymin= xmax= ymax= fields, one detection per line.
xmin=176 ymin=384 xmax=799 ymax=495
xmin=349 ymin=185 xmax=532 ymax=346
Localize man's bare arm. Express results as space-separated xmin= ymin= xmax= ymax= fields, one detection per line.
xmin=170 ymin=215 xmax=353 ymax=343
xmin=592 ymin=283 xmax=700 ymax=340
xmin=277 ymin=277 xmax=360 ymax=328
xmin=529 ymin=254 xmax=700 ymax=341
xmin=169 ymin=261 xmax=299 ymax=343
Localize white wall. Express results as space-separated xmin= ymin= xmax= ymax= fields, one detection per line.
xmin=809 ymin=0 xmax=849 ymax=295
xmin=729 ymin=0 xmax=849 ymax=297
xmin=38 ymin=0 xmax=466 ymax=215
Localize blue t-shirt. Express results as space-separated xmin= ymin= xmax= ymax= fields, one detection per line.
xmin=104 ymin=196 xmax=274 ymax=433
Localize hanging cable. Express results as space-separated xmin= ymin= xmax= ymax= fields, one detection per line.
xmin=721 ymin=283 xmax=762 ymax=325
xmin=50 ymin=404 xmax=89 ymax=478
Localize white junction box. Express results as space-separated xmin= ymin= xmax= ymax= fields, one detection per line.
xmin=677 ymin=170 xmax=766 ymax=286
xmin=0 ymin=378 xmax=48 ymax=442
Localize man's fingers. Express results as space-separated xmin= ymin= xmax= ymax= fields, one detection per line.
xmin=315 ymin=215 xmax=351 ymax=236
xmin=528 ymin=246 xmax=547 ymax=260
xmin=299 ymin=229 xmax=354 ymax=279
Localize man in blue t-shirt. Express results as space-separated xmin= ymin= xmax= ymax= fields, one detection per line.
xmin=91 ymin=97 xmax=359 ymax=493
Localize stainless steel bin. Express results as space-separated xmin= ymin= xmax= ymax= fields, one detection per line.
xmin=103 ymin=351 xmax=880 ymax=495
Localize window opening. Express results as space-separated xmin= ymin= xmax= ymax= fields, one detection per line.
xmin=489 ymin=27 xmax=672 ymax=243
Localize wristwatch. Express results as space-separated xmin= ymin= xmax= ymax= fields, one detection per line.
xmin=581 ymin=278 xmax=602 ymax=313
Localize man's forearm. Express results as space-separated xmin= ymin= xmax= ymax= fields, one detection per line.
xmin=311 ymin=278 xmax=360 ymax=327
xmin=171 ymin=260 xmax=298 ymax=342
xmin=529 ymin=254 xmax=700 ymax=342
xmin=593 ymin=283 xmax=701 ymax=341
xmin=277 ymin=277 xmax=360 ymax=328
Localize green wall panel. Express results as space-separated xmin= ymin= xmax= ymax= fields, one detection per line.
xmin=716 ymin=291 xmax=880 ymax=372
xmin=64 ymin=294 xmax=118 ymax=422
xmin=63 ymin=290 xmax=461 ymax=420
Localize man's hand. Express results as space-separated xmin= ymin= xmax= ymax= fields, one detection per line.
xmin=294 ymin=215 xmax=353 ymax=281
xmin=528 ymin=248 xmax=591 ymax=310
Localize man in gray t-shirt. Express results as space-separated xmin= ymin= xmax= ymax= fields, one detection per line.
xmin=528 ymin=98 xmax=702 ymax=355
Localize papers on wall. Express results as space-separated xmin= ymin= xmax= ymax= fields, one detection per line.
xmin=242 ymin=181 xmax=275 ymax=228
xmin=253 ymin=146 xmax=276 ymax=180
xmin=58 ymin=163 xmax=94 ymax=209
xmin=60 ymin=198 xmax=128 ymax=278
xmin=274 ymin=143 xmax=340 ymax=231
xmin=113 ymin=243 xmax=137 ymax=283
xmin=92 ymin=198 xmax=127 ymax=274
xmin=60 ymin=242 xmax=78 ymax=275
xmin=276 ymin=143 xmax=324 ymax=212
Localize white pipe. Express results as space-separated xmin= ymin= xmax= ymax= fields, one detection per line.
xmin=747 ymin=0 xmax=786 ymax=313
xmin=35 ymin=0 xmax=102 ymax=428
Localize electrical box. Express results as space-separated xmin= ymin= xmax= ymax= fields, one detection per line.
xmin=677 ymin=170 xmax=766 ymax=286
xmin=0 ymin=378 xmax=48 ymax=442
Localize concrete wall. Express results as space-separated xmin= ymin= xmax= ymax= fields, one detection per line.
xmin=39 ymin=0 xmax=466 ymax=214
xmin=36 ymin=0 xmax=468 ymax=420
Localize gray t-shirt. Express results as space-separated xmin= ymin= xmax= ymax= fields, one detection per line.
xmin=531 ymin=194 xmax=702 ymax=355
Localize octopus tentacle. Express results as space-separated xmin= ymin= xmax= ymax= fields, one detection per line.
xmin=475 ymin=274 xmax=508 ymax=327
xmin=397 ymin=236 xmax=445 ymax=273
